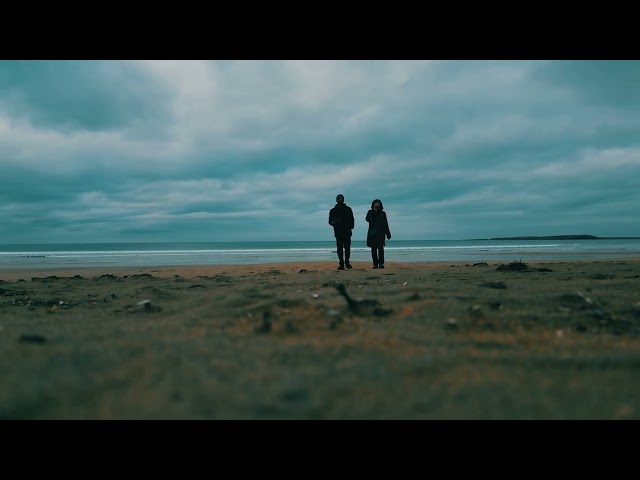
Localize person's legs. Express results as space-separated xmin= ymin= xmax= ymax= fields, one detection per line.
xmin=344 ymin=238 xmax=352 ymax=268
xmin=371 ymin=247 xmax=379 ymax=268
xmin=336 ymin=238 xmax=345 ymax=269
xmin=378 ymin=246 xmax=385 ymax=268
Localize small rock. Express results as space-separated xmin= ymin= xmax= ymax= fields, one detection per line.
xmin=133 ymin=299 xmax=161 ymax=313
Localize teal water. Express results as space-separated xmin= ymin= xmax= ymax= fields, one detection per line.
xmin=1 ymin=239 xmax=640 ymax=270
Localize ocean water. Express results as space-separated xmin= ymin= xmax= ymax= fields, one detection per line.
xmin=1 ymin=239 xmax=640 ymax=270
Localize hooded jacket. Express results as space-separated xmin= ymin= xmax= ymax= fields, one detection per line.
xmin=329 ymin=201 xmax=355 ymax=238
xmin=365 ymin=199 xmax=391 ymax=248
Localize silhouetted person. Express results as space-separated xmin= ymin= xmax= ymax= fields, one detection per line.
xmin=328 ymin=194 xmax=355 ymax=270
xmin=365 ymin=198 xmax=391 ymax=269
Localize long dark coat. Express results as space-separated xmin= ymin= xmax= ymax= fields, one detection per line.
xmin=365 ymin=200 xmax=391 ymax=248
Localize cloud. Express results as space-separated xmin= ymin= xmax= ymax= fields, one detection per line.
xmin=1 ymin=60 xmax=639 ymax=243
xmin=0 ymin=60 xmax=172 ymax=134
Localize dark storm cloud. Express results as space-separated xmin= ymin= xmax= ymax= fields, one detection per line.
xmin=0 ymin=60 xmax=171 ymax=133
xmin=1 ymin=60 xmax=638 ymax=243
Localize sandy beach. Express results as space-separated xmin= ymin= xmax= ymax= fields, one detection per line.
xmin=2 ymin=258 xmax=640 ymax=419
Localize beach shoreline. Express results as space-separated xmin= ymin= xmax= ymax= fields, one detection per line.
xmin=2 ymin=258 xmax=640 ymax=419
xmin=3 ymin=257 xmax=640 ymax=282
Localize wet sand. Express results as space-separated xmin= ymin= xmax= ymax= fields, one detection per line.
xmin=2 ymin=258 xmax=640 ymax=419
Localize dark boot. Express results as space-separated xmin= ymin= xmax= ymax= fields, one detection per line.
xmin=371 ymin=248 xmax=379 ymax=269
xmin=344 ymin=243 xmax=352 ymax=268
xmin=338 ymin=263 xmax=345 ymax=270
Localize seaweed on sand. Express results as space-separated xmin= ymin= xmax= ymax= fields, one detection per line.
xmin=496 ymin=260 xmax=553 ymax=272
xmin=496 ymin=260 xmax=530 ymax=271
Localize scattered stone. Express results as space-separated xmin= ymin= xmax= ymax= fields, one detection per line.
xmin=52 ymin=300 xmax=71 ymax=310
xmin=559 ymin=291 xmax=595 ymax=308
xmin=591 ymin=273 xmax=615 ymax=280
xmin=133 ymin=299 xmax=162 ymax=313
xmin=468 ymin=305 xmax=485 ymax=318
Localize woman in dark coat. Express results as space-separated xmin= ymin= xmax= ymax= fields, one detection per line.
xmin=365 ymin=198 xmax=391 ymax=269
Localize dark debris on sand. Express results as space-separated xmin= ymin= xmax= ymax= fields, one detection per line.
xmin=255 ymin=310 xmax=272 ymax=333
xmin=496 ymin=260 xmax=553 ymax=273
xmin=18 ymin=333 xmax=47 ymax=344
xmin=479 ymin=281 xmax=507 ymax=289
xmin=335 ymin=283 xmax=392 ymax=317
xmin=1 ymin=287 xmax=27 ymax=296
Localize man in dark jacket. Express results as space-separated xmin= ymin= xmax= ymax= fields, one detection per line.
xmin=328 ymin=194 xmax=355 ymax=270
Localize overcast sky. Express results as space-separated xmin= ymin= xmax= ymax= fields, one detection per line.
xmin=1 ymin=60 xmax=639 ymax=244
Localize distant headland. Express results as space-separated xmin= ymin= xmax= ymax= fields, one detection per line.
xmin=486 ymin=235 xmax=640 ymax=240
